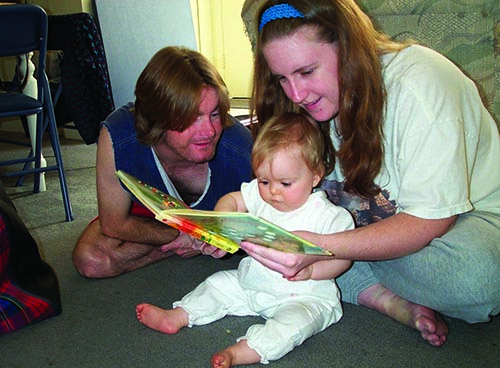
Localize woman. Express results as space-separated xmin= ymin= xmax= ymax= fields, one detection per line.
xmin=241 ymin=0 xmax=500 ymax=347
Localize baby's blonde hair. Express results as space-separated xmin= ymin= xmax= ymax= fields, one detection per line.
xmin=252 ymin=112 xmax=334 ymax=178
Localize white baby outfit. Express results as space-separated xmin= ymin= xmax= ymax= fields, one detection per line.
xmin=173 ymin=179 xmax=354 ymax=363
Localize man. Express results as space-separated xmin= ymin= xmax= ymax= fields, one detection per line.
xmin=73 ymin=47 xmax=253 ymax=278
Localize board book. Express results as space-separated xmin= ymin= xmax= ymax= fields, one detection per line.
xmin=116 ymin=170 xmax=332 ymax=256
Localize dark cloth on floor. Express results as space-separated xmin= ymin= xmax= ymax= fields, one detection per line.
xmin=0 ymin=181 xmax=62 ymax=334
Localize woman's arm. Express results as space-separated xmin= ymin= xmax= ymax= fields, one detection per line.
xmin=289 ymin=258 xmax=352 ymax=281
xmin=241 ymin=212 xmax=457 ymax=278
xmin=316 ymin=212 xmax=457 ymax=260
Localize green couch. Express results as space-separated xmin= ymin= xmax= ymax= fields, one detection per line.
xmin=358 ymin=0 xmax=500 ymax=126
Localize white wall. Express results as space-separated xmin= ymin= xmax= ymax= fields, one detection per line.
xmin=193 ymin=0 xmax=253 ymax=98
xmin=94 ymin=0 xmax=197 ymax=108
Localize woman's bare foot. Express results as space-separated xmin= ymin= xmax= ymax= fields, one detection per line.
xmin=358 ymin=283 xmax=448 ymax=346
xmin=136 ymin=303 xmax=189 ymax=334
xmin=211 ymin=340 xmax=261 ymax=367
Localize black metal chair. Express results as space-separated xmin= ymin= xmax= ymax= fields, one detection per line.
xmin=0 ymin=4 xmax=73 ymax=221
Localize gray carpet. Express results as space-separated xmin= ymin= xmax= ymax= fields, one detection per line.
xmin=0 ymin=132 xmax=499 ymax=367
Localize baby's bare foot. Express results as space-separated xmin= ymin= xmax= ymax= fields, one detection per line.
xmin=136 ymin=303 xmax=188 ymax=334
xmin=358 ymin=284 xmax=448 ymax=346
xmin=211 ymin=340 xmax=261 ymax=367
xmin=211 ymin=350 xmax=233 ymax=368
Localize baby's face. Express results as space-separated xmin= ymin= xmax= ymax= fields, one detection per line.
xmin=255 ymin=147 xmax=321 ymax=212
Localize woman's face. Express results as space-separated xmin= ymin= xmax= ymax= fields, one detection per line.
xmin=262 ymin=26 xmax=340 ymax=122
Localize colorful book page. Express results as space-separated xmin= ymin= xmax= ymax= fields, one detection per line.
xmin=158 ymin=209 xmax=332 ymax=256
xmin=116 ymin=170 xmax=332 ymax=256
xmin=116 ymin=170 xmax=188 ymax=214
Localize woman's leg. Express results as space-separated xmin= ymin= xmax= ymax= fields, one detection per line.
xmin=370 ymin=211 xmax=500 ymax=322
xmin=339 ymin=211 xmax=500 ymax=322
xmin=337 ymin=260 xmax=449 ymax=346
xmin=337 ymin=211 xmax=500 ymax=345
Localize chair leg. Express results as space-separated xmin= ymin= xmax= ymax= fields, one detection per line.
xmin=15 ymin=148 xmax=32 ymax=187
xmin=21 ymin=53 xmax=46 ymax=192
xmin=46 ymin=116 xmax=73 ymax=221
xmin=32 ymin=112 xmax=44 ymax=194
xmin=16 ymin=115 xmax=34 ymax=187
xmin=44 ymin=82 xmax=74 ymax=222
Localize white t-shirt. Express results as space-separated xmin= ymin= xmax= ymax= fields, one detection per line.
xmin=325 ymin=45 xmax=500 ymax=223
xmin=238 ymin=179 xmax=354 ymax=295
xmin=241 ymin=179 xmax=354 ymax=233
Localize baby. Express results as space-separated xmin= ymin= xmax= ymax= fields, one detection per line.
xmin=136 ymin=112 xmax=354 ymax=367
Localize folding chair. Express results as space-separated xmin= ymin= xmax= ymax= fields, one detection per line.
xmin=0 ymin=4 xmax=73 ymax=221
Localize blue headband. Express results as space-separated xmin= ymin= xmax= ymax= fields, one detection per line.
xmin=259 ymin=4 xmax=305 ymax=32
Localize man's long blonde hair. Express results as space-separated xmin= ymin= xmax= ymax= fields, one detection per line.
xmin=134 ymin=46 xmax=231 ymax=146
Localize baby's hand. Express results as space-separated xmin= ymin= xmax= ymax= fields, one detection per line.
xmin=287 ymin=265 xmax=313 ymax=281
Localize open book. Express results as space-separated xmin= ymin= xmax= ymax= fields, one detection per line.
xmin=116 ymin=170 xmax=332 ymax=256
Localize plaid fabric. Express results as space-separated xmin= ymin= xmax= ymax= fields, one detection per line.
xmin=0 ymin=214 xmax=59 ymax=335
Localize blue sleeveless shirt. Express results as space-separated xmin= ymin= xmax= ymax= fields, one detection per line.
xmin=102 ymin=102 xmax=253 ymax=210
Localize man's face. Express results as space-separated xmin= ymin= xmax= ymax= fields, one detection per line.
xmin=155 ymin=87 xmax=223 ymax=165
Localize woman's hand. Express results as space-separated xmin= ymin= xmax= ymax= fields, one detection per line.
xmin=287 ymin=265 xmax=314 ymax=281
xmin=161 ymin=233 xmax=227 ymax=259
xmin=240 ymin=240 xmax=328 ymax=278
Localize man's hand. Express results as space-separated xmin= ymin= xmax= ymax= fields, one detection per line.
xmin=161 ymin=232 xmax=227 ymax=259
xmin=193 ymin=239 xmax=228 ymax=258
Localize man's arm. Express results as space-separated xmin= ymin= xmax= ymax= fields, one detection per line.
xmin=96 ymin=127 xmax=179 ymax=245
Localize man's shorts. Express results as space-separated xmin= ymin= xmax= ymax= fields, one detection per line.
xmin=89 ymin=202 xmax=154 ymax=225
